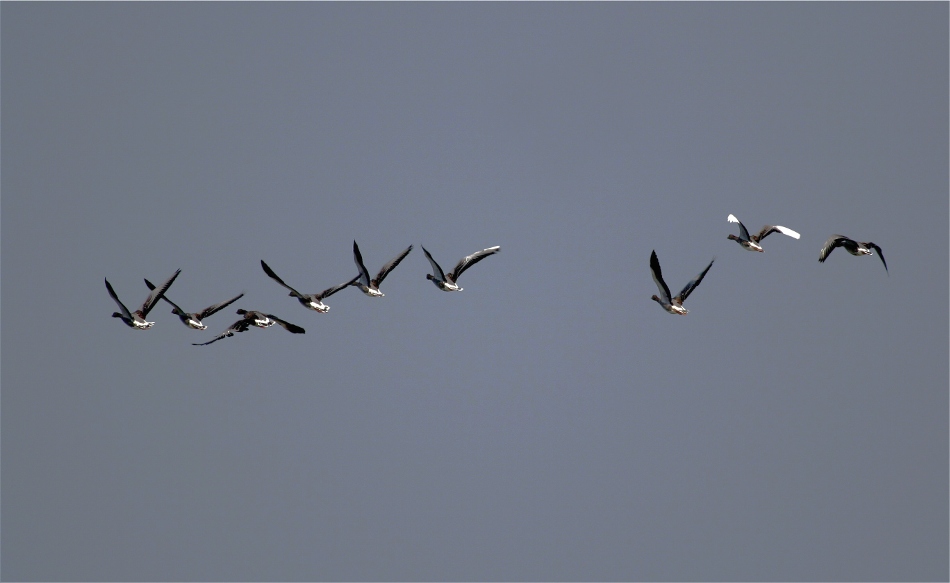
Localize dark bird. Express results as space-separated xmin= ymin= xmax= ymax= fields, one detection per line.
xmin=144 ymin=278 xmax=243 ymax=330
xmin=818 ymin=235 xmax=888 ymax=274
xmin=422 ymin=245 xmax=501 ymax=291
xmin=650 ymin=251 xmax=714 ymax=315
xmin=105 ymin=269 xmax=180 ymax=329
xmin=193 ymin=309 xmax=305 ymax=346
xmin=727 ymin=214 xmax=800 ymax=252
xmin=351 ymin=240 xmax=413 ymax=297
xmin=261 ymin=260 xmax=358 ymax=313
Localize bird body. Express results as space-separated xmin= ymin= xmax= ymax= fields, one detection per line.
xmin=106 ymin=269 xmax=181 ymax=329
xmin=351 ymin=241 xmax=413 ymax=297
xmin=650 ymin=251 xmax=714 ymax=315
xmin=193 ymin=309 xmax=305 ymax=346
xmin=727 ymin=214 xmax=800 ymax=252
xmin=818 ymin=235 xmax=887 ymax=273
xmin=261 ymin=260 xmax=358 ymax=313
xmin=422 ymin=245 xmax=501 ymax=292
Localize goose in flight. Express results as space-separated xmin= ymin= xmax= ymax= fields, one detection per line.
xmin=818 ymin=235 xmax=888 ymax=274
xmin=193 ymin=309 xmax=305 ymax=346
xmin=105 ymin=269 xmax=180 ymax=329
xmin=422 ymin=245 xmax=501 ymax=291
xmin=144 ymin=278 xmax=243 ymax=330
xmin=650 ymin=251 xmax=714 ymax=315
xmin=351 ymin=240 xmax=413 ymax=297
xmin=260 ymin=260 xmax=358 ymax=313
xmin=727 ymin=214 xmax=800 ymax=252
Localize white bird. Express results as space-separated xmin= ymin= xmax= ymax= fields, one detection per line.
xmin=422 ymin=245 xmax=501 ymax=291
xmin=193 ymin=309 xmax=305 ymax=346
xmin=260 ymin=260 xmax=358 ymax=313
xmin=145 ymin=278 xmax=243 ymax=330
xmin=105 ymin=269 xmax=180 ymax=329
xmin=727 ymin=214 xmax=800 ymax=252
xmin=650 ymin=251 xmax=714 ymax=315
xmin=818 ymin=235 xmax=888 ymax=274
xmin=351 ymin=240 xmax=413 ymax=297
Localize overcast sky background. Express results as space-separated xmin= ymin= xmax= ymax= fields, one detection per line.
xmin=2 ymin=3 xmax=947 ymax=581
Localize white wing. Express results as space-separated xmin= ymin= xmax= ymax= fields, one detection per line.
xmin=772 ymin=225 xmax=800 ymax=239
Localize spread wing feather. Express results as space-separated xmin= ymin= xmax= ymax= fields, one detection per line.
xmin=727 ymin=214 xmax=750 ymax=241
xmin=422 ymin=246 xmax=446 ymax=282
xmin=267 ymin=314 xmax=306 ymax=334
xmin=819 ymin=235 xmax=849 ymax=263
xmin=649 ymin=251 xmax=672 ymax=303
xmin=373 ymin=245 xmax=413 ymax=286
xmin=675 ymin=258 xmax=714 ymax=303
xmin=144 ymin=278 xmax=186 ymax=314
xmin=450 ymin=246 xmax=501 ymax=281
xmin=318 ymin=276 xmax=361 ymax=299
xmin=197 ymin=293 xmax=245 ymax=319
xmin=755 ymin=225 xmax=800 ymax=242
xmin=352 ymin=241 xmax=372 ymax=286
xmin=141 ymin=269 xmax=180 ymax=316
xmin=867 ymin=243 xmax=888 ymax=273
xmin=261 ymin=260 xmax=303 ymax=298
xmin=192 ymin=318 xmax=252 ymax=346
xmin=105 ymin=278 xmax=132 ymax=319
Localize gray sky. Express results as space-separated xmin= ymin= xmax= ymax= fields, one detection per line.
xmin=2 ymin=3 xmax=947 ymax=581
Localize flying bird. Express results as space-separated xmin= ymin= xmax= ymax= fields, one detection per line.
xmin=105 ymin=269 xmax=180 ymax=329
xmin=726 ymin=214 xmax=800 ymax=252
xmin=260 ymin=260 xmax=358 ymax=313
xmin=351 ymin=240 xmax=413 ymax=297
xmin=144 ymin=278 xmax=243 ymax=330
xmin=422 ymin=245 xmax=501 ymax=291
xmin=193 ymin=309 xmax=305 ymax=346
xmin=650 ymin=251 xmax=714 ymax=315
xmin=818 ymin=235 xmax=888 ymax=274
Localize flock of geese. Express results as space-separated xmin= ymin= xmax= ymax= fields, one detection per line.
xmin=105 ymin=217 xmax=888 ymax=341
xmin=105 ymin=240 xmax=502 ymax=345
xmin=649 ymin=214 xmax=887 ymax=315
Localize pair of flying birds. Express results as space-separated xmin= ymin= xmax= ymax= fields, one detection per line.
xmin=105 ymin=241 xmax=502 ymax=345
xmin=649 ymin=214 xmax=887 ymax=315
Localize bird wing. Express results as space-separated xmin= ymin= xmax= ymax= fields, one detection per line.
xmin=818 ymin=235 xmax=849 ymax=263
xmin=755 ymin=225 xmax=801 ymax=242
xmin=727 ymin=214 xmax=750 ymax=241
xmin=105 ymin=278 xmax=133 ymax=319
xmin=192 ymin=334 xmax=227 ymax=346
xmin=352 ymin=240 xmax=372 ymax=286
xmin=140 ymin=269 xmax=181 ymax=316
xmin=675 ymin=258 xmax=715 ymax=303
xmin=649 ymin=251 xmax=672 ymax=304
xmin=421 ymin=246 xmax=446 ymax=282
xmin=192 ymin=318 xmax=252 ymax=346
xmin=450 ymin=246 xmax=501 ymax=281
xmin=317 ymin=275 xmax=361 ymax=300
xmin=266 ymin=314 xmax=306 ymax=334
xmin=866 ymin=242 xmax=888 ymax=274
xmin=261 ymin=260 xmax=303 ymax=298
xmin=372 ymin=245 xmax=413 ymax=286
xmin=144 ymin=277 xmax=187 ymax=315
xmin=197 ymin=292 xmax=245 ymax=319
